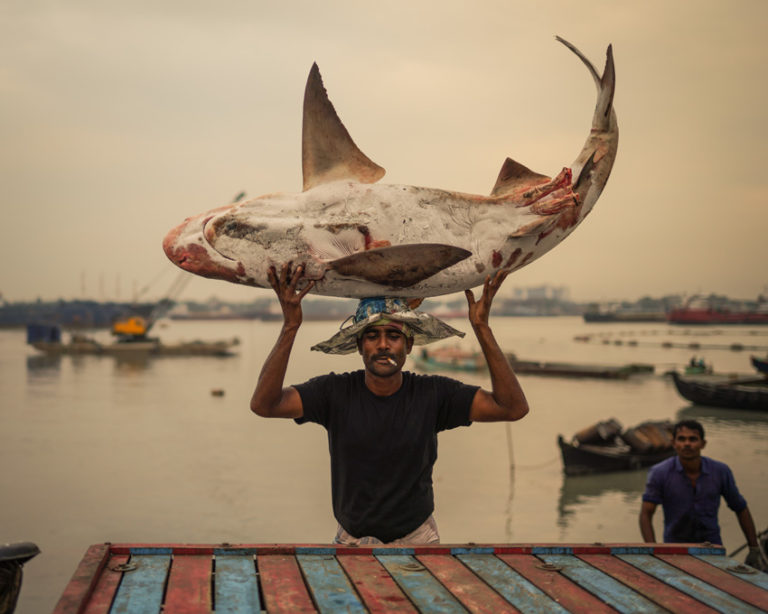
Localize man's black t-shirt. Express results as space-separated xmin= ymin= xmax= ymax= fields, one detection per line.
xmin=294 ymin=370 xmax=477 ymax=542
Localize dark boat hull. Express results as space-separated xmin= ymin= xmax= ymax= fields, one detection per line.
xmin=557 ymin=435 xmax=674 ymax=476
xmin=671 ymin=372 xmax=768 ymax=411
xmin=751 ymin=355 xmax=768 ymax=375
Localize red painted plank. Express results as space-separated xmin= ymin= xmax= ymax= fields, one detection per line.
xmin=52 ymin=543 xmax=111 ymax=614
xmin=258 ymin=554 xmax=317 ymax=613
xmin=82 ymin=554 xmax=129 ymax=614
xmin=578 ymin=554 xmax=719 ymax=614
xmin=337 ymin=554 xmax=417 ymax=613
xmin=498 ymin=554 xmax=617 ymax=614
xmin=163 ymin=555 xmax=212 ymax=614
xmin=656 ymin=553 xmax=768 ymax=611
xmin=417 ymin=554 xmax=521 ymax=614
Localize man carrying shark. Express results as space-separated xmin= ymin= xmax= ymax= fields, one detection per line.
xmin=250 ymin=262 xmax=529 ymax=545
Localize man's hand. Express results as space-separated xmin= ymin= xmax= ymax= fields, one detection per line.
xmin=465 ymin=268 xmax=509 ymax=327
xmin=268 ymin=262 xmax=315 ymax=329
xmin=745 ymin=546 xmax=766 ymax=570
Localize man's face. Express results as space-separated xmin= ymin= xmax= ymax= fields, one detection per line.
xmin=673 ymin=426 xmax=706 ymax=461
xmin=358 ymin=324 xmax=413 ymax=377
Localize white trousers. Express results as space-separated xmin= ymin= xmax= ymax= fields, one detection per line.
xmin=333 ymin=514 xmax=440 ymax=545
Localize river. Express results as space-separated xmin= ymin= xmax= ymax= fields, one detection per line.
xmin=2 ymin=315 xmax=767 ymax=612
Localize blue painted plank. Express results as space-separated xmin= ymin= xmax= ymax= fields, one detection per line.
xmin=450 ymin=547 xmax=495 ymax=555
xmin=215 ymin=554 xmax=261 ymax=614
xmin=532 ymin=547 xmax=573 ymax=555
xmin=538 ymin=554 xmax=666 ymax=614
xmin=109 ymin=554 xmax=170 ymax=614
xmin=297 ymin=554 xmax=367 ymax=613
xmin=458 ymin=554 xmax=568 ymax=614
xmin=128 ymin=547 xmax=173 ymax=555
xmin=695 ymin=555 xmax=768 ymax=591
xmin=618 ymin=554 xmax=763 ymax=614
xmin=372 ymin=547 xmax=415 ymax=555
xmin=376 ymin=554 xmax=467 ymax=614
xmin=214 ymin=548 xmax=259 ymax=556
xmin=296 ymin=547 xmax=339 ymax=555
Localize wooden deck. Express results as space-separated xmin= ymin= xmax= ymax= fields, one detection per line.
xmin=53 ymin=543 xmax=768 ymax=613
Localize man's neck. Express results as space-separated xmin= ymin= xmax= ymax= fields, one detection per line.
xmin=364 ymin=370 xmax=403 ymax=396
xmin=679 ymin=455 xmax=702 ymax=475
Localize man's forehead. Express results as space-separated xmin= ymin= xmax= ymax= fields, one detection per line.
xmin=364 ymin=323 xmax=405 ymax=335
xmin=676 ymin=427 xmax=701 ymax=438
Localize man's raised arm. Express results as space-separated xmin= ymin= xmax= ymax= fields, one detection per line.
xmin=465 ymin=269 xmax=529 ymax=422
xmin=250 ymin=263 xmax=314 ymax=419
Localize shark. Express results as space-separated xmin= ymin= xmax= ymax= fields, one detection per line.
xmin=163 ymin=36 xmax=617 ymax=298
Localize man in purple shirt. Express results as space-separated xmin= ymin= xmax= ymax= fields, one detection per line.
xmin=639 ymin=419 xmax=763 ymax=568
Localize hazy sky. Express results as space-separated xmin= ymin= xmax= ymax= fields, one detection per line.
xmin=2 ymin=1 xmax=767 ymax=304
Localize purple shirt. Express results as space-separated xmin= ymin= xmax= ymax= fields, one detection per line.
xmin=642 ymin=455 xmax=747 ymax=545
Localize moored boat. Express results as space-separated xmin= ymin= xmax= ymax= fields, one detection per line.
xmin=558 ymin=419 xmax=675 ymax=476
xmin=667 ymin=295 xmax=768 ymax=325
xmin=411 ymin=347 xmax=487 ymax=372
xmin=751 ymin=355 xmax=768 ymax=376
xmin=671 ymin=371 xmax=768 ymax=411
xmin=27 ymin=324 xmax=239 ymax=358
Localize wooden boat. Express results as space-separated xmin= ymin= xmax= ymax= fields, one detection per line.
xmin=412 ymin=347 xmax=655 ymax=379
xmin=671 ymin=371 xmax=768 ymax=411
xmin=751 ymin=355 xmax=768 ymax=375
xmin=411 ymin=346 xmax=487 ymax=372
xmin=54 ymin=541 xmax=768 ymax=614
xmin=27 ymin=325 xmax=239 ymax=358
xmin=558 ymin=419 xmax=675 ymax=476
xmin=667 ymin=295 xmax=768 ymax=325
xmin=509 ymin=357 xmax=654 ymax=379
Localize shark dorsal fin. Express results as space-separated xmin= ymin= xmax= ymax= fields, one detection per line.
xmin=490 ymin=157 xmax=550 ymax=197
xmin=302 ymin=63 xmax=385 ymax=192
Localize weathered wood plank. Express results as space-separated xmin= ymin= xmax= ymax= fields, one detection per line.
xmin=163 ymin=554 xmax=212 ymax=613
xmin=52 ymin=543 xmax=111 ymax=614
xmin=258 ymin=554 xmax=317 ymax=613
xmin=538 ymin=553 xmax=666 ymax=614
xmin=417 ymin=554 xmax=519 ymax=614
xmin=297 ymin=554 xmax=366 ymax=613
xmin=214 ymin=554 xmax=261 ymax=614
xmin=498 ymin=554 xmax=616 ymax=614
xmin=657 ymin=553 xmax=768 ymax=611
xmin=617 ymin=554 xmax=762 ymax=614
xmin=458 ymin=554 xmax=569 ymax=614
xmin=337 ymin=554 xmax=418 ymax=613
xmin=110 ymin=554 xmax=171 ymax=614
xmin=695 ymin=554 xmax=768 ymax=591
xmin=578 ymin=553 xmax=718 ymax=614
xmin=82 ymin=554 xmax=129 ymax=614
xmin=376 ymin=554 xmax=467 ymax=613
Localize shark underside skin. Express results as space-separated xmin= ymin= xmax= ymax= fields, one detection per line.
xmin=163 ymin=36 xmax=618 ymax=298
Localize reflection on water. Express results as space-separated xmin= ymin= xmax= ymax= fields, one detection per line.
xmin=5 ymin=318 xmax=768 ymax=613
xmin=677 ymin=403 xmax=768 ymax=425
xmin=25 ymin=354 xmax=61 ymax=374
xmin=557 ymin=470 xmax=647 ymax=529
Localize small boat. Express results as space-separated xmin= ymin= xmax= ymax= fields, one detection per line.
xmin=412 ymin=347 xmax=655 ymax=379
xmin=751 ymin=355 xmax=768 ymax=376
xmin=671 ymin=371 xmax=768 ymax=411
xmin=411 ymin=347 xmax=487 ymax=372
xmin=27 ymin=324 xmax=239 ymax=358
xmin=667 ymin=295 xmax=768 ymax=325
xmin=558 ymin=419 xmax=675 ymax=476
xmin=507 ymin=354 xmax=654 ymax=379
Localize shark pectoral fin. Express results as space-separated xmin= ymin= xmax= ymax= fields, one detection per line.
xmin=328 ymin=244 xmax=471 ymax=288
xmin=490 ymin=157 xmax=551 ymax=197
xmin=302 ymin=63 xmax=386 ymax=191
